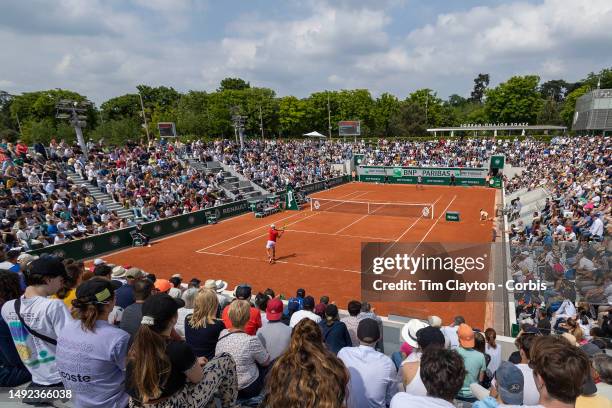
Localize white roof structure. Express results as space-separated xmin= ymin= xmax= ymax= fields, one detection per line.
xmin=303 ymin=131 xmax=326 ymax=138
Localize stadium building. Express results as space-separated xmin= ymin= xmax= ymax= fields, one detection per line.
xmin=572 ymin=88 xmax=612 ymax=133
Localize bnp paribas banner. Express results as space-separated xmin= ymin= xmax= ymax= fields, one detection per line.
xmin=358 ymin=166 xmax=488 ymax=186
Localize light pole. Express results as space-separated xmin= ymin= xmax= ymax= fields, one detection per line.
xmin=230 ymin=106 xmax=246 ymax=151
xmin=138 ymin=92 xmax=150 ymax=144
xmin=55 ymin=99 xmax=91 ymax=155
xmin=259 ymin=105 xmax=264 ymax=141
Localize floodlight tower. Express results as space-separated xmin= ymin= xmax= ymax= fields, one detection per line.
xmin=56 ymin=99 xmax=91 ymax=155
xmin=230 ymin=106 xmax=247 ymax=151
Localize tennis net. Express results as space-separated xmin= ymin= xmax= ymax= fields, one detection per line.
xmin=309 ymin=197 xmax=434 ymax=219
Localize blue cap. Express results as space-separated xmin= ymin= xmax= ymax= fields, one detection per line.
xmin=496 ymin=361 xmax=524 ymax=405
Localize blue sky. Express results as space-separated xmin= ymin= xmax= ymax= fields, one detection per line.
xmin=1 ymin=0 xmax=611 ymax=105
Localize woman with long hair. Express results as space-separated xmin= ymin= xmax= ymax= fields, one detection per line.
xmin=185 ymin=289 xmax=225 ymax=360
xmin=262 ymin=318 xmax=349 ymax=408
xmin=55 ymin=277 xmax=129 ymax=407
xmin=127 ymin=293 xmax=237 ymax=407
xmin=484 ymin=328 xmax=501 ymax=374
xmin=0 ymin=270 xmax=31 ymax=387
xmin=52 ymin=260 xmax=83 ymax=311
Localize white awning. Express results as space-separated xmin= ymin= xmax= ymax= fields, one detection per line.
xmin=303 ymin=131 xmax=326 ymax=138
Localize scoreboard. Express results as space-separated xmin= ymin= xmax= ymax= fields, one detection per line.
xmin=338 ymin=120 xmax=360 ymax=136
xmin=158 ymin=122 xmax=177 ymax=137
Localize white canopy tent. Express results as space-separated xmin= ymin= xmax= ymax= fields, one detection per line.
xmin=303 ymin=131 xmax=326 ymax=138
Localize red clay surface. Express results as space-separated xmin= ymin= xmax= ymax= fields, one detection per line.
xmin=98 ymin=182 xmax=497 ymax=328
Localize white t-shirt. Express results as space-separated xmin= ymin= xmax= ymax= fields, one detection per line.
xmin=174 ymin=307 xmax=194 ymax=338
xmin=390 ymin=392 xmax=454 ymax=407
xmin=1 ymin=295 xmax=72 ymax=385
xmin=485 ymin=343 xmax=502 ymax=374
xmin=289 ymin=310 xmax=321 ymax=328
xmin=516 ymin=363 xmax=540 ymax=405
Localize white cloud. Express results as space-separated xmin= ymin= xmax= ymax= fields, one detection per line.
xmin=0 ymin=0 xmax=611 ymax=104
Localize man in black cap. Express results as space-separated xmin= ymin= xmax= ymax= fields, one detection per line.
xmin=221 ymin=284 xmax=262 ymax=335
xmin=338 ymin=318 xmax=398 ymax=407
xmin=1 ymin=256 xmax=72 ymax=403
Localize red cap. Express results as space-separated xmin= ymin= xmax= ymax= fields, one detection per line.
xmin=266 ymin=298 xmax=284 ymax=321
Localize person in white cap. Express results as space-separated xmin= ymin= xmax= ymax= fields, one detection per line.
xmin=266 ymin=224 xmax=284 ymax=264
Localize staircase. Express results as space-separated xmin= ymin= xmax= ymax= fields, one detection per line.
xmin=218 ymin=162 xmax=269 ymax=199
xmin=185 ymin=159 xmax=239 ymax=200
xmin=65 ymin=169 xmax=136 ymax=220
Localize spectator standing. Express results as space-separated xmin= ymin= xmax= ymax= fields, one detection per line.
xmin=56 ymin=277 xmax=129 ymax=408
xmin=262 ymin=318 xmax=349 ymax=407
xmin=185 ymin=289 xmax=225 ymax=361
xmin=126 ymin=293 xmax=237 ymax=406
xmin=341 ymin=300 xmax=362 ymax=346
xmin=529 ymin=335 xmax=590 ymax=408
xmin=221 ymin=284 xmax=262 ymax=335
xmin=455 ymin=324 xmax=487 ymax=404
xmin=0 ymin=256 xmax=71 ymax=404
xmin=257 ymin=297 xmax=291 ymax=360
xmin=0 ymin=270 xmax=31 ymax=387
xmin=120 ymin=279 xmax=153 ymax=343
xmin=319 ymin=303 xmax=353 ymax=355
xmin=484 ymin=328 xmax=502 ymax=375
xmin=390 ymin=348 xmax=466 ymax=408
xmin=289 ymin=295 xmax=321 ymax=328
xmin=338 ymin=318 xmax=398 ymax=407
xmin=441 ymin=315 xmax=465 ymax=349
xmin=216 ymin=299 xmax=270 ymax=399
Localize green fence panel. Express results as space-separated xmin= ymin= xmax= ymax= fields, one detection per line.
xmin=357 ymin=166 xmax=488 ymax=186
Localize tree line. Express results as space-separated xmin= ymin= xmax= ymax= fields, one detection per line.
xmin=1 ymin=68 xmax=610 ymax=145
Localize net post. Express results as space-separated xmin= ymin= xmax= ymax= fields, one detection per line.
xmin=310 ymin=199 xmax=313 ymax=212
xmin=368 ymin=202 xmax=370 ymax=214
xmin=431 ymin=204 xmax=434 ymax=219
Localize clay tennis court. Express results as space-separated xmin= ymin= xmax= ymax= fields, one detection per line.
xmin=97 ymin=182 xmax=497 ymax=328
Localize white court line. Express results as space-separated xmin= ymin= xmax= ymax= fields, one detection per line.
xmin=413 ymin=194 xmax=458 ymax=252
xmin=196 ymin=189 xmax=366 ymax=253
xmin=389 ymin=194 xmax=457 ymax=278
xmin=217 ymin=191 xmax=371 ymax=254
xmin=283 ymin=228 xmax=392 ymax=241
xmin=362 ymin=195 xmax=442 ymax=275
xmin=198 ymin=250 xmax=361 ymax=274
xmin=334 ymin=213 xmax=371 ymax=234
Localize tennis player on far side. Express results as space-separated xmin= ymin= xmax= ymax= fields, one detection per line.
xmin=266 ymin=224 xmax=284 ymax=264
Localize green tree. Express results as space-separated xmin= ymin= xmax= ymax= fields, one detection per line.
xmin=560 ymin=85 xmax=589 ymax=127
xmin=539 ymin=79 xmax=569 ymax=102
xmin=218 ymin=78 xmax=250 ymax=92
xmin=100 ymin=94 xmax=141 ymax=121
xmin=484 ymin=75 xmax=543 ymax=123
xmin=389 ymin=100 xmax=426 ymax=136
xmin=279 ymin=96 xmax=307 ymax=137
xmin=372 ymin=93 xmax=400 ymax=137
xmin=469 ymin=73 xmax=490 ymax=103
xmin=90 ymin=118 xmax=142 ymax=145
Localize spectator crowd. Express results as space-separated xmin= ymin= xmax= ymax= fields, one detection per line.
xmin=0 ymin=254 xmax=610 ymax=407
